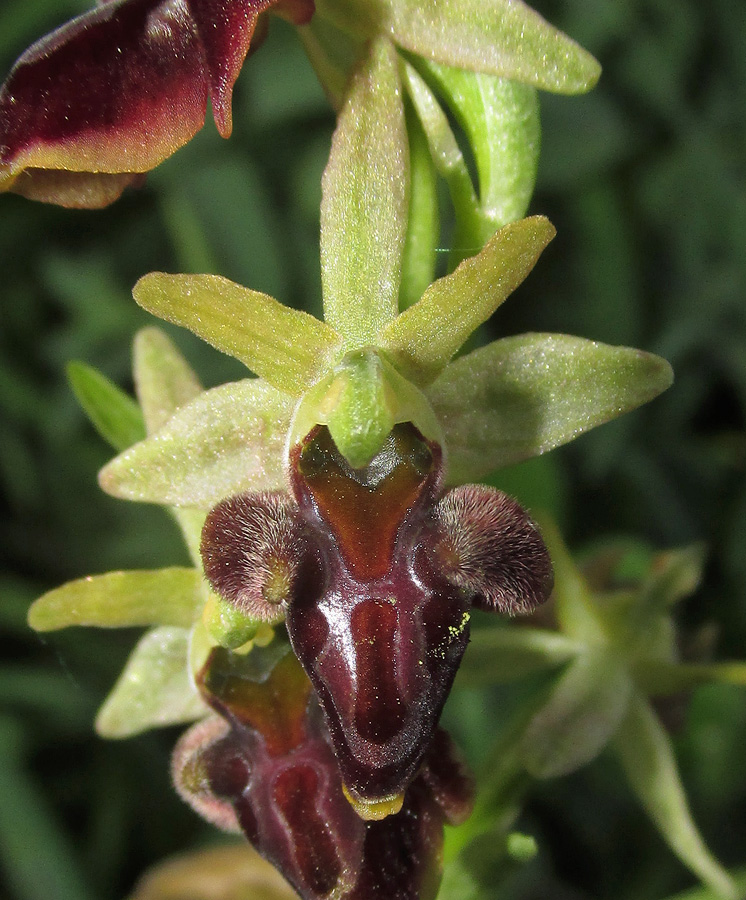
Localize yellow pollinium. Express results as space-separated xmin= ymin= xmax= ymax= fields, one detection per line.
xmin=342 ymin=784 xmax=405 ymax=821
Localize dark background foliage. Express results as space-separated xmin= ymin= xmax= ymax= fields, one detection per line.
xmin=0 ymin=1 xmax=744 ymax=898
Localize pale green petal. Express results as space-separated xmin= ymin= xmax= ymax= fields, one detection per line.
xmin=28 ymin=568 xmax=203 ymax=632
xmin=133 ymin=274 xmax=341 ymax=396
xmin=96 ymin=627 xmax=208 ymax=738
xmin=67 ymin=362 xmax=145 ymax=452
xmin=133 ymin=327 xmax=203 ymax=434
xmin=389 ymin=0 xmax=600 ymax=93
xmin=381 ymin=217 xmax=555 ymax=385
xmin=321 ymin=37 xmax=408 ymax=347
xmin=428 ymin=333 xmax=674 ymax=483
xmin=455 ymin=626 xmax=581 ymax=688
xmin=415 ymin=60 xmax=540 ymax=231
xmin=614 ymin=695 xmax=739 ymax=900
xmin=99 ymin=380 xmax=294 ymax=508
xmin=520 ymin=650 xmax=633 ymax=778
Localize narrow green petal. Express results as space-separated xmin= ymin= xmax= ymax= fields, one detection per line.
xmin=416 ymin=60 xmax=541 ymax=231
xmin=321 ymin=37 xmax=408 ymax=347
xmin=614 ymin=695 xmax=739 ymax=900
xmin=67 ymin=362 xmax=145 ymax=452
xmin=28 ymin=568 xmax=203 ymax=632
xmin=455 ymin=626 xmax=581 ymax=688
xmin=428 ymin=333 xmax=674 ymax=483
xmin=401 ymin=60 xmax=486 ymax=255
xmin=133 ymin=327 xmax=203 ymax=434
xmin=99 ymin=379 xmax=294 ymax=508
xmin=399 ymin=107 xmax=439 ymax=311
xmin=95 ymin=627 xmax=208 ymax=739
xmin=381 ymin=217 xmax=555 ymax=385
xmin=133 ymin=273 xmax=341 ymax=396
xmin=520 ymin=650 xmax=633 ymax=779
xmin=389 ymin=0 xmax=601 ymax=94
xmin=636 ymin=660 xmax=746 ymax=695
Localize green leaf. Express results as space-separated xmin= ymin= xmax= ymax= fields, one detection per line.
xmin=133 ymin=273 xmax=341 ymax=396
xmin=99 ymin=379 xmax=294 ymax=508
xmin=28 ymin=568 xmax=204 ymax=632
xmin=387 ymin=0 xmax=601 ymax=94
xmin=415 ymin=60 xmax=541 ymax=231
xmin=520 ymin=650 xmax=633 ymax=779
xmin=320 ymin=37 xmax=409 ymax=347
xmin=428 ymin=333 xmax=674 ymax=483
xmin=614 ymin=695 xmax=739 ymax=900
xmin=67 ymin=362 xmax=145 ymax=452
xmin=96 ymin=627 xmax=208 ymax=738
xmin=0 ymin=718 xmax=96 ymax=900
xmin=455 ymin=625 xmax=581 ymax=687
xmin=133 ymin=327 xmax=202 ymax=434
xmin=381 ymin=217 xmax=555 ymax=385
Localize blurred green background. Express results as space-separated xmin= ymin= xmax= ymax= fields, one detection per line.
xmin=0 ymin=1 xmax=744 ymax=898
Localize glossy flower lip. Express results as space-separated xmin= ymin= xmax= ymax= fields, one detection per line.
xmin=0 ymin=0 xmax=314 ymax=207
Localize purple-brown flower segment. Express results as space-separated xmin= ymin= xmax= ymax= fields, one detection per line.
xmin=202 ymin=421 xmax=553 ymax=816
xmin=174 ymin=645 xmax=475 ymax=900
xmin=0 ymin=0 xmax=314 ymax=207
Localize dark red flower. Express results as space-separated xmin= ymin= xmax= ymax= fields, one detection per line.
xmin=0 ymin=0 xmax=314 ymax=207
xmin=201 ymin=422 xmax=552 ymax=816
xmin=174 ymin=644 xmax=475 ymax=900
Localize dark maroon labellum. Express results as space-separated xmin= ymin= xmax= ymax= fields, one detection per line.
xmin=174 ymin=644 xmax=474 ymax=900
xmin=286 ymin=424 xmax=473 ymax=812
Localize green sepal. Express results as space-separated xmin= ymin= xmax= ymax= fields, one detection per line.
xmin=289 ymin=349 xmax=443 ymax=467
xmin=67 ymin=362 xmax=145 ymax=452
xmin=428 ymin=333 xmax=674 ymax=484
xmin=321 ymin=37 xmax=409 ymax=348
xmin=133 ymin=327 xmax=203 ymax=434
xmin=28 ymin=568 xmax=203 ymax=632
xmin=95 ymin=626 xmax=208 ymax=739
xmin=415 ymin=59 xmax=540 ymax=232
xmin=133 ymin=273 xmax=341 ymax=396
xmin=99 ymin=379 xmax=294 ymax=508
xmin=520 ymin=649 xmax=633 ymax=779
xmin=614 ymin=695 xmax=739 ymax=900
xmin=381 ymin=217 xmax=555 ymax=386
xmin=202 ymin=592 xmax=262 ymax=650
xmin=455 ymin=625 xmax=581 ymax=688
xmin=386 ymin=0 xmax=600 ymax=94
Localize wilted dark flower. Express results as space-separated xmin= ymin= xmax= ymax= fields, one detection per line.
xmin=174 ymin=644 xmax=474 ymax=900
xmin=201 ymin=422 xmax=552 ymax=817
xmin=0 ymin=0 xmax=314 ymax=207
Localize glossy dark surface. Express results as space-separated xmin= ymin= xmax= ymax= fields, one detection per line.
xmin=176 ymin=645 xmax=474 ymax=900
xmin=286 ymin=425 xmax=473 ymax=807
